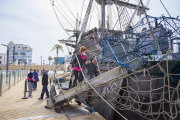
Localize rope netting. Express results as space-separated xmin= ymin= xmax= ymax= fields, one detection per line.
xmin=72 ymin=51 xmax=180 ymax=120
xmin=101 ymin=15 xmax=180 ymax=72
xmin=53 ymin=15 xmax=180 ymax=120
xmin=73 ymin=16 xmax=180 ymax=120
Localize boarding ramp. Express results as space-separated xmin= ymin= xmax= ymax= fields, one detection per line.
xmin=46 ymin=65 xmax=128 ymax=119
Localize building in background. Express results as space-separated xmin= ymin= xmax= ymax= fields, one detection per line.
xmin=53 ymin=56 xmax=71 ymax=71
xmin=56 ymin=57 xmax=65 ymax=64
xmin=0 ymin=53 xmax=6 ymax=66
xmin=56 ymin=57 xmax=65 ymax=71
xmin=7 ymin=41 xmax=32 ymax=65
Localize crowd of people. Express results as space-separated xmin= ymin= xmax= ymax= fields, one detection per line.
xmin=27 ymin=69 xmax=49 ymax=99
xmin=26 ymin=46 xmax=99 ymax=99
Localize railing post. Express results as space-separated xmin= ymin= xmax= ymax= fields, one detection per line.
xmin=0 ymin=71 xmax=3 ymax=96
xmin=18 ymin=71 xmax=19 ymax=83
xmin=14 ymin=71 xmax=16 ymax=85
xmin=9 ymin=72 xmax=11 ymax=89
xmin=20 ymin=71 xmax=21 ymax=81
xmin=22 ymin=79 xmax=28 ymax=99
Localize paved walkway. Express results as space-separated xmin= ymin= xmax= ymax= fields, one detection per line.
xmin=0 ymin=77 xmax=105 ymax=120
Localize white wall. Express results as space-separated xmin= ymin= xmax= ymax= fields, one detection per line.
xmin=0 ymin=53 xmax=6 ymax=66
xmin=64 ymin=55 xmax=71 ymax=72
xmin=64 ymin=62 xmax=70 ymax=72
xmin=65 ymin=55 xmax=71 ymax=61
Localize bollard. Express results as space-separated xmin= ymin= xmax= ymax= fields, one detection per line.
xmin=22 ymin=79 xmax=28 ymax=99
xmin=9 ymin=72 xmax=11 ymax=89
xmin=0 ymin=72 xmax=3 ymax=96
xmin=25 ymin=79 xmax=29 ymax=92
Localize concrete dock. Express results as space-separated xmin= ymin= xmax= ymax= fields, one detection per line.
xmin=0 ymin=76 xmax=105 ymax=120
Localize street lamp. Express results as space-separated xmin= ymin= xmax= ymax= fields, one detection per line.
xmin=1 ymin=44 xmax=10 ymax=83
xmin=40 ymin=56 xmax=42 ymax=70
xmin=43 ymin=60 xmax=45 ymax=70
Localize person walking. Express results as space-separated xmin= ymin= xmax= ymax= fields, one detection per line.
xmin=38 ymin=69 xmax=49 ymax=100
xmin=71 ymin=46 xmax=88 ymax=87
xmin=85 ymin=58 xmax=99 ymax=80
xmin=28 ymin=69 xmax=35 ymax=98
xmin=33 ymin=69 xmax=39 ymax=91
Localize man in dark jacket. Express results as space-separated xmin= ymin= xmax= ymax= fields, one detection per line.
xmin=38 ymin=69 xmax=49 ymax=100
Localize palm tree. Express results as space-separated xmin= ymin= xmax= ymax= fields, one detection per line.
xmin=53 ymin=57 xmax=57 ymax=65
xmin=51 ymin=44 xmax=64 ymax=69
xmin=48 ymin=56 xmax=53 ymax=66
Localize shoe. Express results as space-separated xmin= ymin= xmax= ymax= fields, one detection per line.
xmin=38 ymin=98 xmax=43 ymax=100
xmin=29 ymin=95 xmax=33 ymax=98
xmin=45 ymin=97 xmax=49 ymax=99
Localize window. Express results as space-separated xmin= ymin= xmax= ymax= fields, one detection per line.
xmin=20 ymin=53 xmax=25 ymax=55
xmin=0 ymin=61 xmax=2 ymax=64
xmin=15 ymin=53 xmax=18 ymax=55
xmin=18 ymin=59 xmax=26 ymax=62
xmin=0 ymin=56 xmax=2 ymax=59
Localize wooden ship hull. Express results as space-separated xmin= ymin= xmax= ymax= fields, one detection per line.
xmin=47 ymin=0 xmax=180 ymax=120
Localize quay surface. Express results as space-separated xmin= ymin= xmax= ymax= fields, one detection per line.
xmin=0 ymin=76 xmax=105 ymax=120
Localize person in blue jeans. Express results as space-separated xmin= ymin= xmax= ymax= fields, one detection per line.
xmin=38 ymin=69 xmax=49 ymax=100
xmin=33 ymin=69 xmax=39 ymax=91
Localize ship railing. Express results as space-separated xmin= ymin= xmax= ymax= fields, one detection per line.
xmin=100 ymin=15 xmax=180 ymax=70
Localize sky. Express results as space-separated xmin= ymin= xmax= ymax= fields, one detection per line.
xmin=0 ymin=0 xmax=180 ymax=64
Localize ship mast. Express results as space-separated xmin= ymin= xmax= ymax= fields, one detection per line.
xmin=101 ymin=0 xmax=106 ymax=38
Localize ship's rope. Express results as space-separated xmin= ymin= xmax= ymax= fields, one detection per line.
xmin=70 ymin=51 xmax=180 ymax=120
xmin=159 ymin=0 xmax=180 ymax=34
xmin=49 ymin=1 xmax=180 ymax=119
xmin=55 ymin=15 xmax=180 ymax=120
xmin=60 ymin=0 xmax=76 ymax=19
xmin=50 ymin=0 xmax=70 ymax=37
xmin=55 ymin=0 xmax=76 ymax=24
xmin=55 ymin=45 xmax=180 ymax=120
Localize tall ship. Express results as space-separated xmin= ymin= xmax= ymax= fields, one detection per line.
xmin=46 ymin=0 xmax=180 ymax=120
